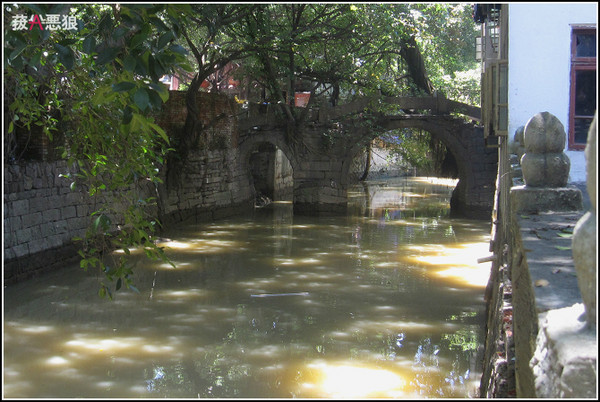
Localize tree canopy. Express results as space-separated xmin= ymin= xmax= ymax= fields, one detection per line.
xmin=4 ymin=3 xmax=479 ymax=298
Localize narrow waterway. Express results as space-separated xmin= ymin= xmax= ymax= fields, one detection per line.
xmin=3 ymin=177 xmax=492 ymax=398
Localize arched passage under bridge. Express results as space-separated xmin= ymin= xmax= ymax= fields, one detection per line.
xmin=236 ymin=93 xmax=496 ymax=219
xmin=350 ymin=115 xmax=498 ymax=219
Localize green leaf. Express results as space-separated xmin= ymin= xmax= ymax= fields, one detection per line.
xmin=116 ymin=278 xmax=122 ymax=291
xmin=54 ymin=43 xmax=75 ymax=70
xmin=129 ymin=32 xmax=147 ymax=49
xmin=96 ymin=47 xmax=119 ymax=65
xmin=29 ymin=51 xmax=42 ymax=68
xmin=133 ymin=88 xmax=150 ymax=111
xmin=149 ymin=122 xmax=169 ymax=143
xmin=157 ymin=31 xmax=175 ymax=50
xmin=149 ymin=82 xmax=169 ymax=102
xmin=82 ymin=35 xmax=96 ymax=54
xmin=92 ymin=214 xmax=111 ymax=233
xmin=9 ymin=41 xmax=27 ymax=61
xmin=112 ymin=81 xmax=136 ymax=92
xmin=112 ymin=26 xmax=129 ymax=40
xmin=147 ymin=88 xmax=163 ymax=110
xmin=123 ymin=55 xmax=137 ymax=72
xmin=168 ymin=44 xmax=188 ymax=55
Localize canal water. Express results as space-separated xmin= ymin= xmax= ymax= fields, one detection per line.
xmin=3 ymin=177 xmax=492 ymax=398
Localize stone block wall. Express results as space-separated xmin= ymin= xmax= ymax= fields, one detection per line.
xmin=3 ymin=160 xmax=135 ymax=283
xmin=273 ymin=148 xmax=293 ymax=200
xmin=155 ymin=91 xmax=253 ymax=225
xmin=4 ymin=91 xmax=254 ymax=284
xmin=157 ymin=148 xmax=253 ymax=226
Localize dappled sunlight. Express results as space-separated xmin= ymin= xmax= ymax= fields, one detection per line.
xmin=347 ymin=319 xmax=459 ymax=335
xmin=156 ymin=240 xmax=191 ymax=249
xmin=156 ymin=238 xmax=246 ymax=254
xmin=412 ymin=176 xmax=459 ymax=186
xmin=403 ymin=242 xmax=492 ymax=287
xmin=152 ymin=288 xmax=214 ymax=301
xmin=65 ymin=336 xmax=147 ymax=353
xmin=301 ymin=361 xmax=410 ymax=398
xmin=4 ymin=322 xmax=56 ymax=335
xmin=275 ymin=257 xmax=321 ymax=266
xmin=4 ymin=177 xmax=487 ymax=398
xmin=434 ymin=265 xmax=491 ymax=287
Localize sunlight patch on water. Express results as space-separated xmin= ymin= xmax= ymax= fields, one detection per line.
xmin=348 ymin=319 xmax=459 ymax=335
xmin=65 ymin=336 xmax=145 ymax=353
xmin=6 ymin=322 xmax=56 ymax=334
xmin=46 ymin=356 xmax=69 ymax=366
xmin=157 ymin=238 xmax=245 ymax=254
xmin=154 ymin=288 xmax=212 ymax=300
xmin=413 ymin=177 xmax=459 ymax=186
xmin=405 ymin=242 xmax=492 ymax=287
xmin=303 ymin=361 xmax=408 ymax=398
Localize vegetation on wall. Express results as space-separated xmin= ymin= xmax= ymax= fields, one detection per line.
xmin=4 ymin=3 xmax=192 ymax=298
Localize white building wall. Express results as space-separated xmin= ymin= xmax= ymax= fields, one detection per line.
xmin=508 ymin=3 xmax=597 ymax=183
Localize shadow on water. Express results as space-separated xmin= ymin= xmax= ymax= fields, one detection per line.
xmin=4 ymin=177 xmax=491 ymax=398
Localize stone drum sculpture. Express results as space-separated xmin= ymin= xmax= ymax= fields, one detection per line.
xmin=511 ymin=112 xmax=582 ymax=214
xmin=520 ymin=112 xmax=570 ymax=187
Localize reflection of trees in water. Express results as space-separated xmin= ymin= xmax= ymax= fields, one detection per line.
xmin=142 ymin=304 xmax=483 ymax=397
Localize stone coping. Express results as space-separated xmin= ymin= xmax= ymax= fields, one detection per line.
xmin=517 ymin=211 xmax=584 ymax=313
xmin=511 ymin=185 xmax=583 ymax=215
xmin=531 ymin=303 xmax=597 ymax=398
xmin=517 ymin=210 xmax=597 ymax=398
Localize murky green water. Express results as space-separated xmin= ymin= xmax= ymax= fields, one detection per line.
xmin=3 ymin=177 xmax=492 ymax=398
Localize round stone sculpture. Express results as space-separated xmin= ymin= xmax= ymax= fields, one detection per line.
xmin=521 ymin=112 xmax=570 ymax=187
xmin=523 ymin=112 xmax=566 ymax=153
xmin=520 ymin=152 xmax=570 ymax=187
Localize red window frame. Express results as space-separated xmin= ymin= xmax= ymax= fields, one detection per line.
xmin=569 ymin=26 xmax=596 ymax=150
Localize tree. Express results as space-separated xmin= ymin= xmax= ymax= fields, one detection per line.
xmin=4 ymin=3 xmax=192 ymax=298
xmin=4 ymin=3 xmax=480 ymax=296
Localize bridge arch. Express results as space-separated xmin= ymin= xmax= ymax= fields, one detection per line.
xmin=238 ymin=130 xmax=298 ymax=203
xmin=346 ymin=116 xmax=497 ymax=218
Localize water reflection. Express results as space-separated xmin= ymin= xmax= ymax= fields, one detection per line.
xmin=4 ymin=177 xmax=490 ymax=398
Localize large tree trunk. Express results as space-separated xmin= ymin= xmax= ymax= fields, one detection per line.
xmin=359 ymin=141 xmax=371 ymax=182
xmin=400 ymin=35 xmax=434 ymax=95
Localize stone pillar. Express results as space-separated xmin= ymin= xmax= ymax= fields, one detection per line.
xmin=293 ymin=158 xmax=348 ymax=216
xmin=511 ymin=112 xmax=582 ymax=213
xmin=571 ymin=114 xmax=596 ymax=326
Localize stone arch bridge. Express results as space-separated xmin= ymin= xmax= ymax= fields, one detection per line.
xmin=236 ymin=94 xmax=497 ymax=219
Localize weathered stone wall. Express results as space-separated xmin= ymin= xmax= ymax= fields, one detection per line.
xmin=154 ymin=91 xmax=253 ymax=225
xmin=481 ymin=113 xmax=596 ymax=398
xmin=273 ymin=148 xmax=293 ymax=201
xmin=3 ymin=160 xmax=156 ymax=283
xmin=157 ymin=147 xmax=253 ymax=226
xmin=4 ymin=91 xmax=254 ymax=283
xmin=4 ymin=160 xmax=83 ymax=283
